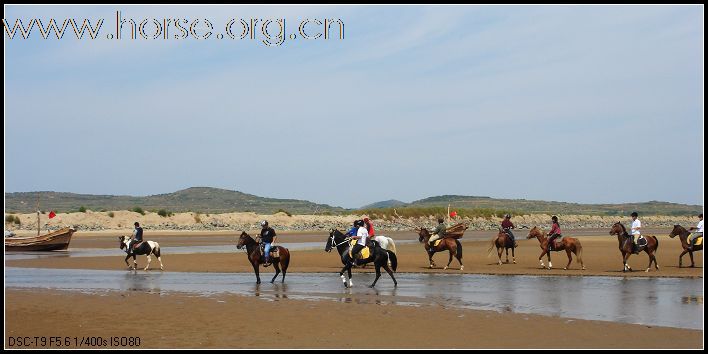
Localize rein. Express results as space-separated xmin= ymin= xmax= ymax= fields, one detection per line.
xmin=327 ymin=234 xmax=352 ymax=252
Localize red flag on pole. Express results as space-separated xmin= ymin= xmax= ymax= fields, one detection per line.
xmin=449 ymin=211 xmax=458 ymax=218
xmin=48 ymin=211 xmax=56 ymax=219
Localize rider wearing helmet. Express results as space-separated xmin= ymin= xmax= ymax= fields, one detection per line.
xmin=429 ymin=218 xmax=446 ymax=247
xmin=350 ymin=219 xmax=369 ymax=261
xmin=688 ymin=213 xmax=703 ymax=251
xmin=345 ymin=220 xmax=361 ymax=237
xmin=547 ymin=216 xmax=562 ymax=251
xmin=501 ymin=214 xmax=516 ymax=247
xmin=258 ymin=220 xmax=277 ymax=266
xmin=630 ymin=212 xmax=643 ymax=250
xmin=363 ymin=217 xmax=375 ymax=237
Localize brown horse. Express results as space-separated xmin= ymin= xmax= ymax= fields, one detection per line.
xmin=526 ymin=226 xmax=585 ymax=270
xmin=416 ymin=228 xmax=463 ymax=270
xmin=487 ymin=228 xmax=517 ymax=265
xmin=668 ymin=224 xmax=702 ymax=268
xmin=609 ymin=222 xmax=659 ymax=273
xmin=236 ymin=231 xmax=290 ymax=284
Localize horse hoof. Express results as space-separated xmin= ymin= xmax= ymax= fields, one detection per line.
xmin=513 ymin=261 xmax=517 ymax=264
xmin=459 ymin=266 xmax=464 ymax=271
xmin=582 ymin=267 xmax=586 ymax=270
xmin=645 ymin=269 xmax=650 ymax=273
xmin=443 ymin=266 xmax=448 ymax=270
xmin=368 ymin=285 xmax=375 ymax=288
xmin=429 ymin=265 xmax=434 ymax=269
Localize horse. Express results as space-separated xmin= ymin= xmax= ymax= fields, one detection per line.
xmin=325 ymin=229 xmax=397 ymax=288
xmin=236 ymin=231 xmax=290 ymax=284
xmin=609 ymin=222 xmax=659 ymax=273
xmin=487 ymin=228 xmax=517 ymax=265
xmin=526 ymin=226 xmax=585 ymax=270
xmin=416 ymin=228 xmax=463 ymax=270
xmin=668 ymin=224 xmax=702 ymax=268
xmin=118 ymin=235 xmax=164 ymax=271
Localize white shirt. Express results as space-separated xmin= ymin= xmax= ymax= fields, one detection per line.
xmin=631 ymin=219 xmax=641 ymax=235
xmin=356 ymin=227 xmax=369 ymax=246
xmin=697 ymin=220 xmax=703 ymax=233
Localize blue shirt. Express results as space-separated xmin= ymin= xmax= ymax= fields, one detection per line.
xmin=345 ymin=227 xmax=358 ymax=237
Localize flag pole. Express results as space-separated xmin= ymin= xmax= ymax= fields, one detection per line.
xmin=36 ymin=195 xmax=40 ymax=236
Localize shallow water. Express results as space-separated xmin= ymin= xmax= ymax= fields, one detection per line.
xmin=5 ymin=267 xmax=702 ymax=330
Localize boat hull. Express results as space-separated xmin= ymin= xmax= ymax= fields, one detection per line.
xmin=5 ymin=227 xmax=75 ymax=252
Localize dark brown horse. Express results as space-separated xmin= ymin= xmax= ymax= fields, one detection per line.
xmin=416 ymin=228 xmax=463 ymax=270
xmin=526 ymin=226 xmax=585 ymax=270
xmin=668 ymin=224 xmax=702 ymax=268
xmin=487 ymin=228 xmax=517 ymax=265
xmin=609 ymin=222 xmax=659 ymax=272
xmin=236 ymin=231 xmax=290 ymax=284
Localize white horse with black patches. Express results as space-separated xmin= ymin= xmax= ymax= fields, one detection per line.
xmin=119 ymin=235 xmax=164 ymax=271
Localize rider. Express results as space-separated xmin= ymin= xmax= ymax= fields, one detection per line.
xmin=688 ymin=213 xmax=703 ymax=251
xmin=345 ymin=220 xmax=360 ymax=237
xmin=363 ymin=217 xmax=376 ymax=238
xmin=258 ymin=220 xmax=277 ymax=267
xmin=350 ymin=219 xmax=369 ymax=261
xmin=630 ymin=212 xmax=643 ymax=250
xmin=501 ymin=214 xmax=516 ymax=247
xmin=429 ymin=218 xmax=446 ymax=248
xmin=129 ymin=222 xmax=144 ymax=253
xmin=547 ymin=216 xmax=562 ymax=251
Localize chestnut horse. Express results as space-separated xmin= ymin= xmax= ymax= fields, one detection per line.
xmin=487 ymin=228 xmax=517 ymax=265
xmin=416 ymin=228 xmax=463 ymax=270
xmin=526 ymin=226 xmax=585 ymax=270
xmin=668 ymin=224 xmax=702 ymax=268
xmin=609 ymin=222 xmax=659 ymax=273
xmin=236 ymin=231 xmax=290 ymax=284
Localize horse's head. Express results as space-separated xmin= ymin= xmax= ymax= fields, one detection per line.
xmin=416 ymin=228 xmax=429 ymax=243
xmin=609 ymin=222 xmax=625 ymax=236
xmin=668 ymin=224 xmax=683 ymax=239
xmin=236 ymin=231 xmax=251 ymax=249
xmin=526 ymin=226 xmax=541 ymax=239
xmin=325 ymin=229 xmax=340 ymax=252
xmin=118 ymin=235 xmax=127 ymax=250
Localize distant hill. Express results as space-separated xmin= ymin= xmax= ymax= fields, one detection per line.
xmin=361 ymin=199 xmax=407 ymax=209
xmin=4 ymin=187 xmax=345 ymax=214
xmin=381 ymin=195 xmax=703 ymax=216
xmin=4 ymin=189 xmax=702 ymax=216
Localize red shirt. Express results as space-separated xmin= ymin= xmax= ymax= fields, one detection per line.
xmin=365 ymin=221 xmax=375 ymax=237
xmin=548 ymin=223 xmax=562 ymax=236
xmin=501 ymin=220 xmax=514 ymax=229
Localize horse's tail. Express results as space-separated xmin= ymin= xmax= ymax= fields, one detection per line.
xmin=455 ymin=239 xmax=463 ymax=259
xmin=652 ymin=236 xmax=659 ymax=252
xmin=153 ymin=242 xmax=161 ymax=257
xmin=388 ymin=237 xmax=397 ymax=254
xmin=575 ymin=240 xmax=583 ymax=264
xmin=387 ymin=250 xmax=398 ymax=272
xmin=283 ymin=247 xmax=291 ymax=270
xmin=486 ymin=237 xmax=496 ymax=257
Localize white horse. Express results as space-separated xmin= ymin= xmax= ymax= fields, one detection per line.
xmin=371 ymin=235 xmax=397 ymax=254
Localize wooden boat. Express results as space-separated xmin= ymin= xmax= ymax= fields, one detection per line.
xmin=444 ymin=223 xmax=469 ymax=239
xmin=5 ymin=227 xmax=75 ymax=251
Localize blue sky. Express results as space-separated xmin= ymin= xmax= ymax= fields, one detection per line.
xmin=4 ymin=5 xmax=704 ymax=208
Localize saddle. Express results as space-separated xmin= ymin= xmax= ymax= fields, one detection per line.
xmin=429 ymin=239 xmax=443 ymax=247
xmin=259 ymin=245 xmax=280 ymax=260
xmin=692 ymin=235 xmax=703 ymax=247
xmin=630 ymin=236 xmax=647 ymax=254
xmin=548 ymin=239 xmax=561 ymax=251
xmin=348 ymin=239 xmax=370 ymax=259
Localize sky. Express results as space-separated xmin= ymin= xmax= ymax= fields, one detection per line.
xmin=4 ymin=5 xmax=704 ymax=209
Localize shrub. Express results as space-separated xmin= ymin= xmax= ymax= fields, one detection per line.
xmin=275 ymin=208 xmax=292 ymax=217
xmin=78 ymin=206 xmax=87 ymax=213
xmin=5 ymin=214 xmax=15 ymax=223
xmin=132 ymin=207 xmax=145 ymax=215
xmin=157 ymin=209 xmax=173 ymax=217
xmin=107 ymin=211 xmax=115 ymax=218
xmin=194 ymin=212 xmax=202 ymax=224
xmin=13 ymin=215 xmax=21 ymax=225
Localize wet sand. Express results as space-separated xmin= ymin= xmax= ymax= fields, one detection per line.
xmin=7 ymin=236 xmax=702 ymax=278
xmin=4 ymin=288 xmax=702 ymax=348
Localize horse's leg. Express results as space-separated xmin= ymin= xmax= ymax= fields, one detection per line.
xmin=511 ymin=246 xmax=516 ymax=264
xmin=538 ymin=250 xmax=547 ymax=269
xmin=547 ymin=250 xmax=552 ymax=269
xmin=564 ymin=249 xmax=572 ymax=270
xmin=644 ymin=250 xmax=653 ymax=272
xmin=369 ymin=263 xmax=382 ymax=288
xmin=132 ymin=255 xmax=138 ymax=270
xmin=678 ymin=250 xmax=687 ymax=267
xmin=281 ymin=253 xmax=288 ymax=283
xmin=347 ymin=266 xmax=353 ymax=288
xmin=505 ymin=248 xmax=509 ymax=264
xmin=271 ymin=259 xmax=281 ymax=284
xmin=689 ymin=251 xmax=695 ymax=268
xmin=339 ymin=263 xmax=349 ymax=288
xmin=428 ymin=248 xmax=436 ymax=268
xmin=144 ymin=254 xmax=151 ymax=271
xmin=624 ymin=253 xmax=632 ymax=272
xmin=252 ymin=260 xmax=261 ymax=284
xmin=497 ymin=246 xmax=503 ymax=265
xmin=444 ymin=248 xmax=453 ymax=270
xmin=124 ymin=254 xmax=132 ymax=270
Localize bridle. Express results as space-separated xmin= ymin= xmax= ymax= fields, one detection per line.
xmin=327 ymin=232 xmax=351 ymax=253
